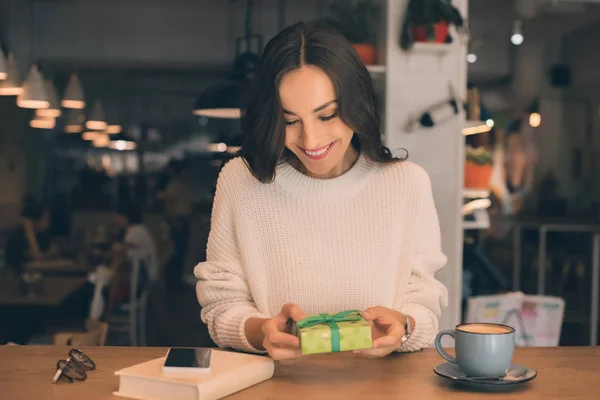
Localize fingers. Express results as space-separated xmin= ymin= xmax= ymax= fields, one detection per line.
xmin=265 ymin=330 xmax=300 ymax=348
xmin=263 ymin=340 xmax=304 ymax=361
xmin=362 ymin=306 xmax=393 ymax=322
xmin=373 ymin=331 xmax=403 ymax=349
xmin=280 ymin=303 xmax=307 ymax=322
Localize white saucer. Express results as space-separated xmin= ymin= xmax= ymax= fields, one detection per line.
xmin=434 ymin=362 xmax=537 ymax=388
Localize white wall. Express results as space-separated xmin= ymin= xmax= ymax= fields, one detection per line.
xmin=384 ymin=0 xmax=467 ymax=332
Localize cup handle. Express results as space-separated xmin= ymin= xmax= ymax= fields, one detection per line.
xmin=435 ymin=329 xmax=457 ymax=364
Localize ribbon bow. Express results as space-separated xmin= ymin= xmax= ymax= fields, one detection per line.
xmin=296 ymin=310 xmax=363 ymax=352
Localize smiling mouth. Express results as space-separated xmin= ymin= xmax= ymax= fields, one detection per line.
xmin=300 ymin=141 xmax=336 ymax=160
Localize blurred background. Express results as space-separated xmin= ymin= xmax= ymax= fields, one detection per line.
xmin=0 ymin=0 xmax=599 ymax=349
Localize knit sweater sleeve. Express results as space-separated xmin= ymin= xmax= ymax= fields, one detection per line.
xmin=395 ymin=165 xmax=449 ymax=352
xmin=194 ymin=161 xmax=268 ymax=353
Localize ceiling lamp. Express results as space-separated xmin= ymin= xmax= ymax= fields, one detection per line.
xmin=0 ymin=53 xmax=22 ymax=95
xmin=193 ymin=0 xmax=261 ymax=119
xmin=93 ymin=134 xmax=110 ymax=148
xmin=85 ymin=100 xmax=107 ymax=131
xmin=82 ymin=131 xmax=101 ymax=141
xmin=62 ymin=73 xmax=85 ymax=109
xmin=104 ymin=105 xmax=122 ymax=134
xmin=0 ymin=49 xmax=7 ymax=80
xmin=529 ymin=99 xmax=541 ymax=128
xmin=109 ymin=133 xmax=136 ymax=151
xmin=64 ymin=108 xmax=85 ymax=133
xmin=511 ymin=20 xmax=524 ymax=45
xmin=17 ymin=65 xmax=49 ymax=109
xmin=36 ymin=80 xmax=61 ymax=117
xmin=105 ymin=125 xmax=122 ymax=134
xmin=30 ymin=116 xmax=56 ymax=129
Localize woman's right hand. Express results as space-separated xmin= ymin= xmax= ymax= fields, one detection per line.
xmin=260 ymin=303 xmax=307 ymax=361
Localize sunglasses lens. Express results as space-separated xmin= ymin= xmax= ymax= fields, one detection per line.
xmin=58 ymin=359 xmax=87 ymax=381
xmin=69 ymin=349 xmax=96 ymax=370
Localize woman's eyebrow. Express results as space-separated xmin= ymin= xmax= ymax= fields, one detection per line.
xmin=282 ymin=100 xmax=337 ymax=116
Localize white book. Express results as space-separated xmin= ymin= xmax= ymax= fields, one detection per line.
xmin=113 ymin=349 xmax=274 ymax=400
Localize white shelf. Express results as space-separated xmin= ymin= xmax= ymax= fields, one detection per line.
xmin=463 ymin=188 xmax=490 ymax=199
xmin=463 ymin=120 xmax=492 ymax=136
xmin=366 ymin=64 xmax=386 ymax=75
xmin=410 ymin=42 xmax=452 ymax=54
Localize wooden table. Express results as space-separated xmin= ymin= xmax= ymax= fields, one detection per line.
xmin=0 ymin=277 xmax=87 ymax=306
xmin=1 ymin=346 xmax=599 ymax=399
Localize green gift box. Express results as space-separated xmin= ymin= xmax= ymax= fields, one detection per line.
xmin=292 ymin=310 xmax=373 ymax=355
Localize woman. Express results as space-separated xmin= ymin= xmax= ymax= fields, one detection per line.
xmin=195 ymin=22 xmax=448 ymax=360
xmin=5 ymin=198 xmax=59 ymax=273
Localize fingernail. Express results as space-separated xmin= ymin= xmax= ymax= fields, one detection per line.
xmin=362 ymin=311 xmax=370 ymax=318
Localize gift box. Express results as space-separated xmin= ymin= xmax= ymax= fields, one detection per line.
xmin=293 ymin=310 xmax=373 ymax=355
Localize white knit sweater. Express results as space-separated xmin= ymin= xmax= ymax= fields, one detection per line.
xmin=195 ymin=155 xmax=448 ymax=354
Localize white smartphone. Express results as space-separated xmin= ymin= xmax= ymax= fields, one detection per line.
xmin=161 ymin=348 xmax=212 ymax=374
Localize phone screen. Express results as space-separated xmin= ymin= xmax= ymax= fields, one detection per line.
xmin=164 ymin=348 xmax=212 ymax=369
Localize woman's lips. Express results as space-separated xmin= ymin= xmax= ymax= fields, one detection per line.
xmin=300 ymin=141 xmax=335 ymax=160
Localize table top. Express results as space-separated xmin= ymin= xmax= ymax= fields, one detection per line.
xmin=0 ymin=277 xmax=87 ymax=306
xmin=1 ymin=345 xmax=599 ymax=400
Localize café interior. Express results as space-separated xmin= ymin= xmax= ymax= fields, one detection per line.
xmin=1 ymin=0 xmax=600 ymax=397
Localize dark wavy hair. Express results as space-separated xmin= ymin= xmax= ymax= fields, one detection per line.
xmin=239 ymin=21 xmax=400 ymax=183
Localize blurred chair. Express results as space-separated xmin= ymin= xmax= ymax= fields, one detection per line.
xmin=53 ymin=319 xmax=109 ymax=346
xmin=106 ymin=258 xmax=149 ymax=346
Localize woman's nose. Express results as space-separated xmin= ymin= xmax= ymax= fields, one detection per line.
xmin=300 ymin=123 xmax=324 ymax=150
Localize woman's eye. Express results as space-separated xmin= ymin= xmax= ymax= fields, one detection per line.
xmin=319 ymin=112 xmax=338 ymax=122
xmin=285 ymin=120 xmax=300 ymax=126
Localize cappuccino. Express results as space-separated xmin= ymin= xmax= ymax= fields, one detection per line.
xmin=457 ymin=323 xmax=513 ymax=334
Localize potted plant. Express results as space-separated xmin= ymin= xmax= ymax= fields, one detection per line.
xmin=400 ymin=0 xmax=466 ymax=50
xmin=322 ymin=0 xmax=380 ymax=65
xmin=465 ymin=145 xmax=493 ymax=189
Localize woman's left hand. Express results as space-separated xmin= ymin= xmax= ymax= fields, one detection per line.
xmin=355 ymin=306 xmax=406 ymax=358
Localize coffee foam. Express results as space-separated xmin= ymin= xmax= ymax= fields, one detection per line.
xmin=457 ymin=323 xmax=513 ymax=334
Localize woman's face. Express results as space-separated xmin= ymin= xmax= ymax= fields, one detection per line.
xmin=279 ymin=65 xmax=357 ymax=179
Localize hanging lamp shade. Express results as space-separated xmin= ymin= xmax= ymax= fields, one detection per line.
xmin=85 ymin=100 xmax=107 ymax=131
xmin=30 ymin=116 xmax=56 ymax=129
xmin=93 ymin=134 xmax=110 ymax=148
xmin=103 ymin=105 xmax=122 ymax=134
xmin=193 ymin=80 xmax=245 ymax=119
xmin=62 ymin=73 xmax=85 ymax=109
xmin=82 ymin=131 xmax=102 ymax=141
xmin=35 ymin=80 xmax=61 ymax=117
xmin=0 ymin=53 xmax=22 ymax=96
xmin=0 ymin=49 xmax=7 ymax=80
xmin=193 ymin=52 xmax=259 ymax=119
xmin=64 ymin=108 xmax=85 ymax=133
xmin=17 ymin=64 xmax=49 ymax=109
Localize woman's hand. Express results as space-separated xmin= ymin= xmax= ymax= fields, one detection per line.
xmin=356 ymin=306 xmax=406 ymax=358
xmin=260 ymin=303 xmax=307 ymax=361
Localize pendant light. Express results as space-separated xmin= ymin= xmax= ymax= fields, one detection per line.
xmin=0 ymin=53 xmax=22 ymax=95
xmin=83 ymin=131 xmax=101 ymax=141
xmin=193 ymin=0 xmax=261 ymax=119
xmin=104 ymin=105 xmax=122 ymax=134
xmin=93 ymin=134 xmax=110 ymax=148
xmin=64 ymin=108 xmax=85 ymax=133
xmin=36 ymin=80 xmax=61 ymax=117
xmin=62 ymin=73 xmax=85 ymax=109
xmin=86 ymin=100 xmax=107 ymax=131
xmin=0 ymin=49 xmax=7 ymax=80
xmin=30 ymin=116 xmax=56 ymax=129
xmin=109 ymin=133 xmax=137 ymax=151
xmin=17 ymin=64 xmax=49 ymax=109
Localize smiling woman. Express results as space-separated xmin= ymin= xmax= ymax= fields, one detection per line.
xmin=195 ymin=21 xmax=449 ymax=362
xmin=239 ymin=21 xmax=398 ymax=182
